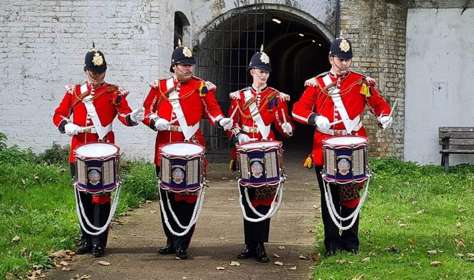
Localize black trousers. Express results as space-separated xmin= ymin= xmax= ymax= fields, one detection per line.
xmin=239 ymin=186 xmax=271 ymax=248
xmin=156 ymin=167 xmax=195 ymax=251
xmin=315 ymin=166 xmax=359 ymax=251
xmin=70 ymin=164 xmax=110 ymax=248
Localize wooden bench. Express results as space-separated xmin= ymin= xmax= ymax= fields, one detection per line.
xmin=439 ymin=127 xmax=474 ymax=171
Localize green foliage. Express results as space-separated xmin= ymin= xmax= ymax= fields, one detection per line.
xmin=37 ymin=143 xmax=69 ymax=165
xmin=118 ymin=161 xmax=157 ymax=210
xmin=313 ymin=158 xmax=474 ymax=279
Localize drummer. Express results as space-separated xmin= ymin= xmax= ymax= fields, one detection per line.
xmin=292 ymin=37 xmax=392 ymax=257
xmin=52 ymin=45 xmax=144 ymax=257
xmin=227 ymin=46 xmax=294 ymax=263
xmin=142 ymin=45 xmax=232 ymax=260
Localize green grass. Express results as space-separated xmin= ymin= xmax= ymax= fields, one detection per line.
xmin=0 ymin=139 xmax=156 ymax=279
xmin=313 ymin=159 xmax=474 ymax=280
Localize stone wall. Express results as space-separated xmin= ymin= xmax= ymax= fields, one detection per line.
xmin=340 ymin=0 xmax=407 ymax=159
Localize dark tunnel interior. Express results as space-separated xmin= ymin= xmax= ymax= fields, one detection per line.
xmin=195 ymin=10 xmax=331 ymax=155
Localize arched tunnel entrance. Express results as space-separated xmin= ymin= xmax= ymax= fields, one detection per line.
xmin=194 ymin=6 xmax=333 ymax=160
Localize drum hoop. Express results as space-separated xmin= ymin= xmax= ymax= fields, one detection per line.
xmin=76 ymin=154 xmax=119 ymax=161
xmin=323 ymin=143 xmax=367 ymax=149
xmin=75 ymin=184 xmax=118 ymax=193
xmin=236 ymin=141 xmax=282 ymax=153
xmin=75 ymin=143 xmax=121 ymax=158
xmin=322 ymin=175 xmax=369 ymax=184
xmin=239 ymin=181 xmax=280 ymax=188
xmin=160 ymin=184 xmax=202 ymax=193
xmin=160 ymin=153 xmax=204 ymax=160
xmin=322 ymin=136 xmax=368 ymax=146
xmin=160 ymin=142 xmax=205 ymax=158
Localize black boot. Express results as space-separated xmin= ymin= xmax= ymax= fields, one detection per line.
xmin=324 ymin=242 xmax=340 ymax=257
xmin=76 ymin=235 xmax=92 ymax=255
xmin=237 ymin=244 xmax=255 ymax=259
xmin=91 ymin=240 xmax=105 ymax=258
xmin=175 ymin=247 xmax=188 ymax=260
xmin=159 ymin=238 xmax=175 ymax=255
xmin=255 ymin=243 xmax=269 ymax=263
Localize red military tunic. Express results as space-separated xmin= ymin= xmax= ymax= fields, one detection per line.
xmin=53 ymin=82 xmax=135 ymax=163
xmin=228 ymin=86 xmax=294 ymax=141
xmin=143 ymin=76 xmax=224 ymax=165
xmin=228 ymin=86 xmax=294 ymax=207
xmin=292 ymin=71 xmax=391 ymax=166
xmin=143 ymin=76 xmax=224 ymax=203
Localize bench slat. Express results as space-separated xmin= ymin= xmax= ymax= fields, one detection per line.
xmin=440 ymin=149 xmax=474 ymax=154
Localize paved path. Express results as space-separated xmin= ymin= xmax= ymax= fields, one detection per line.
xmin=47 ymin=153 xmax=320 ymax=280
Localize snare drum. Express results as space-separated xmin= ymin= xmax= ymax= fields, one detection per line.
xmin=236 ymin=141 xmax=283 ymax=187
xmin=160 ymin=142 xmax=205 ymax=193
xmin=322 ymin=136 xmax=368 ymax=184
xmin=75 ymin=143 xmax=120 ymax=193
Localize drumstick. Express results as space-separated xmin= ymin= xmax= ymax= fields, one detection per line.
xmin=229 ymin=105 xmax=239 ymax=119
xmin=388 ymin=99 xmax=398 ymax=119
xmin=329 ymin=119 xmax=343 ymax=126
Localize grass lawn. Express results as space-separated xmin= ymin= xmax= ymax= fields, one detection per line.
xmin=313 ymin=159 xmax=474 ymax=279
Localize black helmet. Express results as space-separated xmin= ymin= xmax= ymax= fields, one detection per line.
xmin=329 ymin=37 xmax=353 ymax=60
xmin=84 ymin=48 xmax=107 ymax=74
xmin=248 ymin=50 xmax=271 ymax=72
xmin=170 ymin=46 xmax=195 ymax=72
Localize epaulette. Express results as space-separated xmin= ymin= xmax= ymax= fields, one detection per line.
xmin=149 ymin=80 xmax=160 ymax=89
xmin=278 ymin=91 xmax=290 ymax=101
xmin=117 ymin=86 xmax=129 ymax=97
xmin=304 ymin=77 xmax=317 ymax=87
xmin=205 ymin=81 xmax=216 ymax=90
xmin=229 ymin=90 xmax=241 ymax=100
xmin=64 ymin=84 xmax=74 ymax=95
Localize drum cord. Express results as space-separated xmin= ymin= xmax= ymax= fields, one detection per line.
xmin=164 ymin=188 xmax=203 ymax=229
xmin=322 ymin=176 xmax=370 ymax=231
xmin=159 ymin=185 xmax=205 ymax=237
xmin=74 ymin=184 xmax=121 ymax=236
xmin=238 ymin=178 xmax=284 ymax=223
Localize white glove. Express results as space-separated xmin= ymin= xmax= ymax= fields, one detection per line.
xmin=281 ymin=122 xmax=293 ymax=135
xmin=154 ymin=118 xmax=170 ymax=131
xmin=237 ymin=133 xmax=251 ymax=144
xmin=130 ymin=107 xmax=144 ymax=123
xmin=315 ymin=115 xmax=331 ymax=131
xmin=378 ymin=115 xmax=393 ymax=129
xmin=218 ymin=118 xmax=233 ymax=131
xmin=64 ymin=123 xmax=81 ymax=136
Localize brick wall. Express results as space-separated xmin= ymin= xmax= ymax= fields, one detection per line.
xmin=340 ymin=0 xmax=407 ymax=158
xmin=0 ymin=0 xmax=180 ymax=160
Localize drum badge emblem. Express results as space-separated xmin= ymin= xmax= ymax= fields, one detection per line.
xmin=87 ymin=168 xmax=101 ymax=185
xmin=337 ymin=157 xmax=351 ymax=176
xmin=171 ymin=167 xmax=185 ymax=184
xmin=250 ymin=160 xmax=264 ymax=179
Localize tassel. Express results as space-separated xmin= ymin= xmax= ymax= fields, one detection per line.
xmin=360 ymin=83 xmax=371 ymax=97
xmin=303 ymin=155 xmax=313 ymax=169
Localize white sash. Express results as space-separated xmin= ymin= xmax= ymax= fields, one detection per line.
xmin=81 ymin=84 xmax=112 ymax=140
xmin=166 ymin=78 xmax=199 ymax=140
xmin=322 ymin=74 xmax=360 ymax=134
xmin=243 ymin=89 xmax=270 ymax=140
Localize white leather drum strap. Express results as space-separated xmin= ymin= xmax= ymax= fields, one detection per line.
xmin=322 ymin=74 xmax=360 ymax=134
xmin=243 ymin=89 xmax=270 ymax=140
xmin=81 ymin=83 xmax=112 ymax=140
xmin=167 ymin=79 xmax=199 ymax=140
